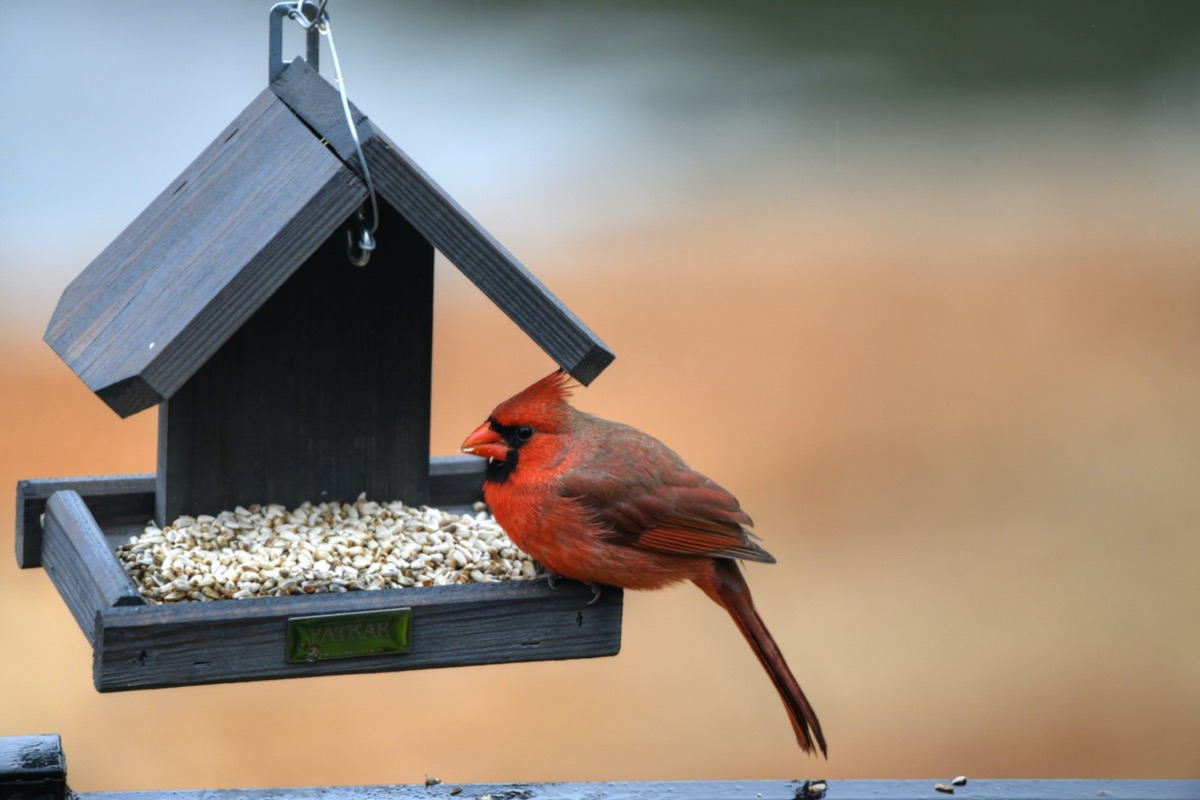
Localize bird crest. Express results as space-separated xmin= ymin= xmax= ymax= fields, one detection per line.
xmin=491 ymin=369 xmax=578 ymax=429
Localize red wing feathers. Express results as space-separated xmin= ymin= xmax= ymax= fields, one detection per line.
xmin=560 ymin=458 xmax=775 ymax=564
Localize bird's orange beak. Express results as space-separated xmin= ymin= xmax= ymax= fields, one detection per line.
xmin=461 ymin=421 xmax=509 ymax=462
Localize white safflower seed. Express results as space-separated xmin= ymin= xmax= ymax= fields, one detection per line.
xmin=115 ymin=494 xmax=538 ymax=603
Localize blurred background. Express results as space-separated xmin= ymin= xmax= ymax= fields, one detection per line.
xmin=2 ymin=0 xmax=1199 ymax=790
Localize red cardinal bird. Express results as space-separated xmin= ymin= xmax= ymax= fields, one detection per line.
xmin=461 ymin=370 xmax=826 ymax=757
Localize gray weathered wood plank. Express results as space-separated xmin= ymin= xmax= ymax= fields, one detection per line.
xmin=154 ymin=199 xmax=435 ymax=523
xmin=42 ymin=491 xmax=145 ymax=646
xmin=270 ymin=57 xmax=369 ymax=167
xmin=44 ymin=87 xmax=367 ymax=418
xmin=15 ymin=475 xmax=154 ymax=568
xmin=8 ymin=735 xmax=1193 ymax=800
xmin=428 ymin=455 xmax=486 ymax=506
xmin=74 ymin=780 xmax=1200 ymax=800
xmin=0 ymin=733 xmax=67 ymax=800
xmin=269 ymin=58 xmax=615 ymax=386
xmin=93 ymin=578 xmax=621 ymax=691
xmin=363 ymin=128 xmax=615 ymax=385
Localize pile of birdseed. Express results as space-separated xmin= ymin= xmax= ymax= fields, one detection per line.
xmin=115 ymin=494 xmax=539 ymax=603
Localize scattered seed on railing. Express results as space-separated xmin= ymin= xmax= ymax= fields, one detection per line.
xmin=115 ymin=496 xmax=539 ymax=603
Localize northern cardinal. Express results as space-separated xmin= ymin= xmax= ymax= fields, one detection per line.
xmin=461 ymin=370 xmax=826 ymax=756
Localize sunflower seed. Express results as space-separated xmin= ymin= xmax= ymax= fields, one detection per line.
xmin=115 ymin=494 xmax=540 ymax=603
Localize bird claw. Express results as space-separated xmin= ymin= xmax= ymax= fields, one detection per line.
xmin=538 ymin=570 xmax=602 ymax=605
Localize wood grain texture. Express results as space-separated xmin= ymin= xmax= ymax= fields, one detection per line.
xmin=15 ymin=475 xmax=154 ymax=568
xmin=155 ymin=200 xmax=434 ymax=523
xmin=270 ymin=57 xmax=368 ymax=168
xmin=270 ymin=59 xmax=615 ymax=386
xmin=94 ymin=578 xmax=621 ymax=692
xmin=44 ymin=87 xmax=367 ymax=418
xmin=363 ymin=130 xmax=615 ymax=385
xmin=42 ymin=492 xmax=145 ymax=646
xmin=78 ymin=782 xmax=1200 ymax=800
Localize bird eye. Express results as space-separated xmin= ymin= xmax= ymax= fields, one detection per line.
xmin=515 ymin=425 xmax=534 ymax=442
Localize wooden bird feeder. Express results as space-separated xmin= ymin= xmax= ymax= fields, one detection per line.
xmin=13 ymin=45 xmax=621 ymax=691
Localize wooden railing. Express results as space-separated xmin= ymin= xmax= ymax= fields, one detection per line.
xmin=4 ymin=735 xmax=1197 ymax=800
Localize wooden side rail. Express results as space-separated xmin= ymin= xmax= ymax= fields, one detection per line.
xmin=3 ymin=735 xmax=1197 ymax=800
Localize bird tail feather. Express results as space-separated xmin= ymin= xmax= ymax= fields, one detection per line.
xmin=697 ymin=559 xmax=827 ymax=757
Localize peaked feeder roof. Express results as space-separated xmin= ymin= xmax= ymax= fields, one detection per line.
xmin=45 ymin=58 xmax=613 ymax=419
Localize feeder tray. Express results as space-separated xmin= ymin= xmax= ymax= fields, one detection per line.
xmin=14 ymin=55 xmax=619 ymax=692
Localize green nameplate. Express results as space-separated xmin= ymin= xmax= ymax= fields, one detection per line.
xmin=287 ymin=608 xmax=411 ymax=663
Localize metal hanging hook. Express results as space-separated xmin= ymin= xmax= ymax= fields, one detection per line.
xmin=292 ymin=0 xmax=329 ymax=29
xmin=346 ymin=206 xmax=376 ymax=267
xmin=269 ymin=0 xmax=380 ymax=267
xmin=268 ymin=1 xmax=325 ymax=82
